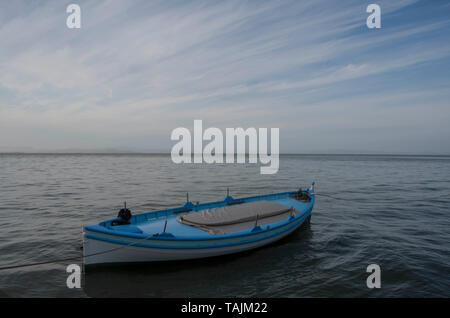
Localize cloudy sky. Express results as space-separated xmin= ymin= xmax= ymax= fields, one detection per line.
xmin=0 ymin=0 xmax=449 ymax=154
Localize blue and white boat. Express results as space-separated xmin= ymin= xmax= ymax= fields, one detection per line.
xmin=83 ymin=183 xmax=315 ymax=265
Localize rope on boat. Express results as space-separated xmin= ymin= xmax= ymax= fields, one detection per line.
xmin=0 ymin=256 xmax=84 ymax=271
xmin=314 ymin=193 xmax=349 ymax=201
xmin=0 ymin=232 xmax=159 ymax=271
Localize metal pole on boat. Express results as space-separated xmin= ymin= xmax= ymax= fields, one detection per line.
xmin=163 ymin=219 xmax=168 ymax=233
xmin=255 ymin=214 xmax=259 ymax=227
xmin=186 ymin=192 xmax=189 ymax=202
xmin=227 ymin=187 xmax=229 ymax=197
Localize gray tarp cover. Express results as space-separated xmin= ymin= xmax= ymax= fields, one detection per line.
xmin=177 ymin=200 xmax=298 ymax=235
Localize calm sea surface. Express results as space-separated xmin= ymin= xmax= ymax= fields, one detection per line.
xmin=0 ymin=154 xmax=449 ymax=297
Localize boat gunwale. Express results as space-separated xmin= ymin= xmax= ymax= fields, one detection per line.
xmin=83 ymin=190 xmax=314 ymax=242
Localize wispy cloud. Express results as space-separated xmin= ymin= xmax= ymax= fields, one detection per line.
xmin=0 ymin=0 xmax=449 ymax=153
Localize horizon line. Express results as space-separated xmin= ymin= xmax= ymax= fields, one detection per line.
xmin=1 ymin=152 xmax=450 ymax=157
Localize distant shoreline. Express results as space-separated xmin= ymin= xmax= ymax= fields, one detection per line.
xmin=1 ymin=152 xmax=449 ymax=157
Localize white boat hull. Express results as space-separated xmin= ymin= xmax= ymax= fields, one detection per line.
xmin=83 ymin=216 xmax=309 ymax=265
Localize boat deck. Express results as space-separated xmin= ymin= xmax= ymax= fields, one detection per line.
xmin=85 ymin=194 xmax=313 ymax=240
xmin=135 ymin=197 xmax=309 ymax=238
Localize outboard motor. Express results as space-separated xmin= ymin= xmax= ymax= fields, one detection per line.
xmin=112 ymin=202 xmax=132 ymax=226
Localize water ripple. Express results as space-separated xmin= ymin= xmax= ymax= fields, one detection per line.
xmin=0 ymin=154 xmax=449 ymax=297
